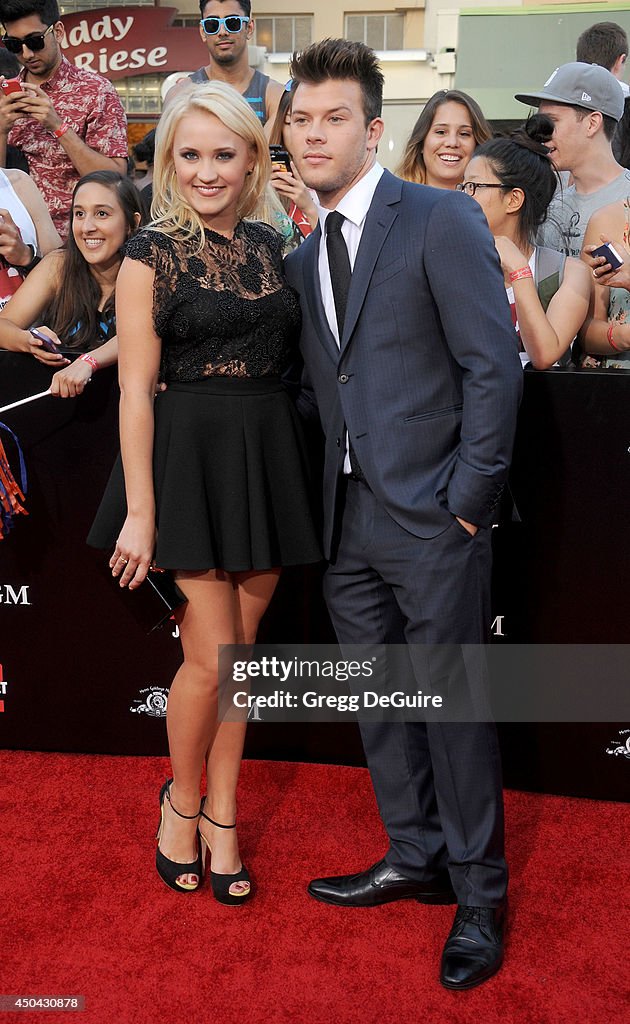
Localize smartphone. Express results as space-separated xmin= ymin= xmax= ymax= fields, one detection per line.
xmin=0 ymin=78 xmax=23 ymax=96
xmin=269 ymin=145 xmax=291 ymax=173
xmin=29 ymin=327 xmax=61 ymax=354
xmin=591 ymin=242 xmax=624 ymax=271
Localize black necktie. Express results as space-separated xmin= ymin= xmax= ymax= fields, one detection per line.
xmin=326 ymin=210 xmax=351 ymax=337
xmin=325 ymin=211 xmax=365 ymax=482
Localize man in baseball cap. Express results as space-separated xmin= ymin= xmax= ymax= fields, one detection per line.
xmin=515 ymin=62 xmax=628 ymax=258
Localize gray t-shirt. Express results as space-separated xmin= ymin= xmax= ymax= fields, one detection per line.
xmin=539 ymin=168 xmax=630 ymax=257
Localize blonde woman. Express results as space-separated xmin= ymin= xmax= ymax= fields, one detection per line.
xmin=89 ymin=82 xmax=320 ymax=900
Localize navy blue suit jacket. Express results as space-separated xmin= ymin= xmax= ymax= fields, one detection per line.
xmin=285 ymin=169 xmax=523 ymax=559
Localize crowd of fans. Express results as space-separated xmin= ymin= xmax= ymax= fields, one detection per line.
xmin=1 ymin=2 xmax=630 ymax=383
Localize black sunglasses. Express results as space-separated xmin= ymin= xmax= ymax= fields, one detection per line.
xmin=2 ymin=22 xmax=54 ymax=54
xmin=200 ymin=15 xmax=250 ymax=35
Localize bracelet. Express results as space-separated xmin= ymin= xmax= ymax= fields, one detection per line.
xmin=607 ymin=322 xmax=622 ymax=352
xmin=509 ymin=266 xmax=534 ymax=283
xmin=52 ymin=122 xmax=70 ymax=139
xmin=13 ymin=244 xmax=41 ymax=274
xmin=79 ymin=352 xmax=99 ymax=371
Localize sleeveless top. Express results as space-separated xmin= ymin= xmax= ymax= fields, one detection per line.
xmin=64 ymin=308 xmax=117 ymax=352
xmin=188 ymin=67 xmax=270 ymax=124
xmin=124 ymin=221 xmax=301 ymax=383
xmin=506 ymin=246 xmax=570 ymax=366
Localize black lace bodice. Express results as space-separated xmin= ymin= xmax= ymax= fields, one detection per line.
xmin=124 ymin=221 xmax=302 ymax=382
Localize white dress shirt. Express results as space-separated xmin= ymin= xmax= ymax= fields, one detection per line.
xmin=316 ymin=162 xmax=384 ymax=471
xmin=317 ymin=162 xmax=385 ymax=347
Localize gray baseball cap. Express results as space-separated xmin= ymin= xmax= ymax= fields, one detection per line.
xmin=515 ymin=62 xmax=624 ymax=121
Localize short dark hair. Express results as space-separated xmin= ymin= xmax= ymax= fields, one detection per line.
xmin=473 ymin=114 xmax=559 ymax=248
xmin=0 ymin=45 xmax=19 ymax=76
xmin=199 ymin=0 xmax=250 ymax=17
xmin=571 ymin=104 xmax=618 ymax=141
xmin=0 ymin=0 xmax=59 ymax=28
xmin=289 ymin=38 xmax=383 ymax=124
xmin=132 ymin=128 xmax=156 ymax=166
xmin=576 ymin=22 xmax=628 ymax=71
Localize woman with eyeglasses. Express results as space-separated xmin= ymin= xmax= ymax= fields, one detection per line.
xmin=396 ymin=89 xmax=491 ymax=190
xmin=461 ymin=114 xmax=591 ymax=369
xmin=88 ymin=83 xmax=320 ymax=901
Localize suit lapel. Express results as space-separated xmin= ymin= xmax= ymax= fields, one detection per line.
xmin=302 ymin=224 xmax=339 ymax=362
xmin=340 ymin=170 xmax=401 ymax=351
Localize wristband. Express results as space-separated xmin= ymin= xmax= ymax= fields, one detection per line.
xmin=607 ymin=322 xmax=621 ymax=352
xmin=6 ymin=240 xmax=40 ymax=272
xmin=509 ymin=266 xmax=533 ymax=283
xmin=52 ymin=122 xmax=70 ymax=139
xmin=17 ymin=240 xmax=40 ymax=270
xmin=79 ymin=352 xmax=99 ymax=371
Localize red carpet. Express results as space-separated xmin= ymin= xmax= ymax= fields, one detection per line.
xmin=1 ymin=752 xmax=628 ymax=1024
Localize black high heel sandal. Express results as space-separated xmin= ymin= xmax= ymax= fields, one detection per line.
xmin=155 ymin=778 xmax=203 ymax=894
xmin=199 ymin=799 xmax=251 ymax=906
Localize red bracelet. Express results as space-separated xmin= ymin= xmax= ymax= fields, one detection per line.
xmin=607 ymin=322 xmax=622 ymax=352
xmin=509 ymin=266 xmax=533 ymax=283
xmin=52 ymin=122 xmax=69 ymax=139
xmin=79 ymin=352 xmax=99 ymax=371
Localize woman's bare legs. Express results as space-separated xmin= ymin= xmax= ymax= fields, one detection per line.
xmin=157 ymin=567 xmax=280 ymax=889
xmin=202 ymin=569 xmax=281 ymax=895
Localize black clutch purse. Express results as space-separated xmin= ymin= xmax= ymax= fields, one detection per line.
xmin=111 ymin=565 xmax=188 ymax=634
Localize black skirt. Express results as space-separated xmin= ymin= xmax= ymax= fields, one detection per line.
xmin=87 ymin=377 xmax=321 ymax=572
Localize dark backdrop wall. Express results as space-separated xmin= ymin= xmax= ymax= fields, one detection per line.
xmin=0 ymin=353 xmax=628 ymax=801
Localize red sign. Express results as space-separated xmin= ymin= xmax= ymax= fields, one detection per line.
xmin=59 ymin=6 xmax=201 ymax=80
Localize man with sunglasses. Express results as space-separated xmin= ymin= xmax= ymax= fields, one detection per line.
xmin=166 ymin=0 xmax=283 ymax=131
xmin=0 ymin=0 xmax=128 ymax=238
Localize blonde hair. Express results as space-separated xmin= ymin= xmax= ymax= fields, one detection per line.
xmin=151 ymin=81 xmax=270 ymax=250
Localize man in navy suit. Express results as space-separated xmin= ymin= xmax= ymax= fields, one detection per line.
xmin=285 ymin=39 xmax=523 ymax=990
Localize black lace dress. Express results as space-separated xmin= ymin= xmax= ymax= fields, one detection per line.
xmin=88 ymin=221 xmax=321 ymax=572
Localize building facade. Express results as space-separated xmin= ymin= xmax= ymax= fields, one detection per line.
xmin=56 ymin=1 xmax=630 ymax=163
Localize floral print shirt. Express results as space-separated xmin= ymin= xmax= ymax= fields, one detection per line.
xmin=9 ymin=57 xmax=128 ymax=239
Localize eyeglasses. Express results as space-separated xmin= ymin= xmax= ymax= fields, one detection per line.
xmin=456 ymin=182 xmax=509 ymax=197
xmin=199 ymin=15 xmax=250 ymax=35
xmin=2 ymin=22 xmax=54 ymax=54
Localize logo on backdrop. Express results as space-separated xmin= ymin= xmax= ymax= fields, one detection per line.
xmin=0 ymin=663 xmax=7 ymax=712
xmin=130 ymin=686 xmax=168 ymax=718
xmin=0 ymin=583 xmax=31 ymax=605
xmin=605 ymin=728 xmax=630 ymax=759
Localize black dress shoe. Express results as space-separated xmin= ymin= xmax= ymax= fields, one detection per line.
xmin=307 ymin=858 xmax=456 ymax=907
xmin=440 ymin=903 xmax=506 ymax=990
